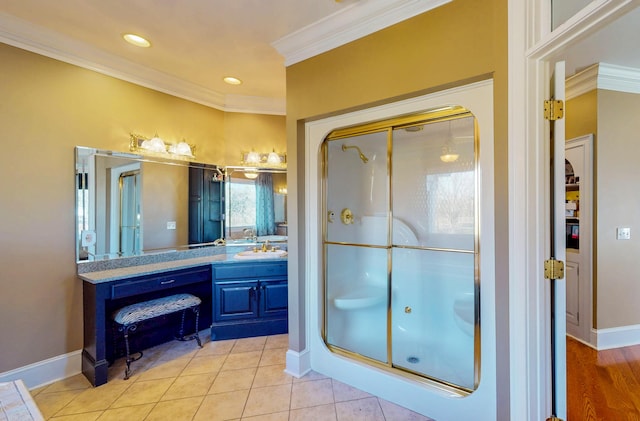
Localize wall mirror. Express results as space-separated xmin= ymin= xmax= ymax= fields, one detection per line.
xmin=76 ymin=147 xmax=287 ymax=262
xmin=223 ymin=167 xmax=288 ymax=245
xmin=76 ymin=146 xmax=222 ymax=262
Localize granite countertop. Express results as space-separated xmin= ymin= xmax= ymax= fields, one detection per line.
xmin=78 ymin=251 xmax=288 ymax=284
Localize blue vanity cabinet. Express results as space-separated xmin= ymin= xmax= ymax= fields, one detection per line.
xmin=214 ymin=280 xmax=260 ymax=321
xmin=80 ymin=265 xmax=212 ymax=387
xmin=211 ymin=261 xmax=288 ymax=340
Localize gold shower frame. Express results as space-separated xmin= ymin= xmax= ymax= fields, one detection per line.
xmin=320 ymin=105 xmax=481 ymax=396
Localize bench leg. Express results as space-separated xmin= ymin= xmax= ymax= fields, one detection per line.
xmin=121 ymin=324 xmax=143 ymax=380
xmin=176 ymin=305 xmax=202 ymax=347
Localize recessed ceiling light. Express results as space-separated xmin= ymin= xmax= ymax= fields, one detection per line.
xmin=123 ymin=33 xmax=151 ymax=48
xmin=223 ymin=76 xmax=242 ymax=85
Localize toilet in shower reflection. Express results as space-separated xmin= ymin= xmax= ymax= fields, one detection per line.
xmin=453 ymin=292 xmax=475 ymax=336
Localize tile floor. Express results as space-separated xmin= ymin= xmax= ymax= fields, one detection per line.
xmin=31 ymin=333 xmax=432 ymax=420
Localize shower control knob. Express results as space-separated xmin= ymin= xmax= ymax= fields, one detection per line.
xmin=404 ymin=306 xmax=412 ymax=314
xmin=340 ymin=208 xmax=354 ymax=225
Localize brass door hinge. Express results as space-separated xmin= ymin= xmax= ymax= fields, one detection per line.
xmin=544 ymin=100 xmax=564 ymax=121
xmin=544 ymin=259 xmax=565 ymax=280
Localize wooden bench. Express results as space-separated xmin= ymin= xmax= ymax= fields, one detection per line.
xmin=112 ymin=293 xmax=202 ymax=379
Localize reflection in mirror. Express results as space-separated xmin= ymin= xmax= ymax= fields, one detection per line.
xmin=224 ymin=167 xmax=287 ymax=244
xmin=75 ymin=146 xmax=223 ymax=262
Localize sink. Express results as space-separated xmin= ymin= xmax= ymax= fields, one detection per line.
xmin=234 ymin=249 xmax=288 ymax=259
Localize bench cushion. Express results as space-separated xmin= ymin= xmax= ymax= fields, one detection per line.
xmin=113 ymin=293 xmax=201 ymax=326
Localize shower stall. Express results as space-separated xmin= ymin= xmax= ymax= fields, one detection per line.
xmin=322 ymin=107 xmax=479 ymax=393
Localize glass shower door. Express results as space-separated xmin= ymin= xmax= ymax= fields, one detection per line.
xmin=324 ymin=131 xmax=389 ymax=362
xmin=391 ymin=117 xmax=478 ymax=390
xmin=322 ymin=109 xmax=480 ymax=393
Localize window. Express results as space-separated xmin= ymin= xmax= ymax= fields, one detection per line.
xmin=225 ymin=178 xmax=256 ymax=237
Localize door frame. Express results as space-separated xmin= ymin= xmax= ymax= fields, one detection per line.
xmin=508 ymin=0 xmax=637 ymax=419
xmin=300 ymin=80 xmax=497 ymax=420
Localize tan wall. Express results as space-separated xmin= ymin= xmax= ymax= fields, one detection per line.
xmin=223 ymin=113 xmax=286 ymax=167
xmin=596 ymin=89 xmax=640 ymax=329
xmin=566 ymin=89 xmax=640 ymax=330
xmin=284 ymin=0 xmax=508 ymax=411
xmin=0 ymin=42 xmax=284 ymax=373
xmin=142 ymin=163 xmax=189 ymax=250
xmin=566 ymin=90 xmax=598 ymax=140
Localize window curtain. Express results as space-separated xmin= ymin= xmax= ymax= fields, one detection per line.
xmin=256 ymin=173 xmax=276 ymax=236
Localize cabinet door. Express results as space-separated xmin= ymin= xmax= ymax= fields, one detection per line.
xmin=259 ymin=279 xmax=288 ymax=319
xmin=189 ymin=167 xmax=224 ymax=244
xmin=214 ymin=280 xmax=259 ymax=322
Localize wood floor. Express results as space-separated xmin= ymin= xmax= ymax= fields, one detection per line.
xmin=567 ymin=336 xmax=640 ymax=420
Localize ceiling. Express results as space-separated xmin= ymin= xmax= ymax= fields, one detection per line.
xmin=0 ymin=0 xmax=447 ymax=114
xmin=0 ymin=1 xmax=637 ymax=115
xmin=557 ymin=5 xmax=640 ymax=77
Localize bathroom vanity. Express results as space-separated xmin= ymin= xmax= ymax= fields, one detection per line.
xmin=79 ymin=253 xmax=287 ymax=387
xmin=211 ymin=261 xmax=288 ymax=340
xmin=75 ymin=145 xmax=289 ymax=386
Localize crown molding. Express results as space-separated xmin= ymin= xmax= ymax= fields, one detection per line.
xmin=271 ymin=0 xmax=451 ymax=67
xmin=0 ymin=12 xmax=285 ymax=115
xmin=566 ymin=62 xmax=640 ymax=99
xmin=224 ymin=95 xmax=287 ymax=116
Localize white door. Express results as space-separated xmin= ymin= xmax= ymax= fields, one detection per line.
xmin=565 ymin=134 xmax=593 ymax=344
xmin=549 ymin=60 xmax=567 ymax=419
xmin=565 ymin=258 xmax=579 ymax=329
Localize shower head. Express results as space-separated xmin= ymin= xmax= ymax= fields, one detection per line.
xmin=342 ymin=144 xmax=369 ymax=164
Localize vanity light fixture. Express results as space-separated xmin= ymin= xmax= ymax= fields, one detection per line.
xmin=141 ymin=135 xmax=167 ymax=153
xmin=267 ymin=149 xmax=282 ymax=165
xmin=246 ymin=150 xmax=261 ymax=164
xmin=168 ymin=140 xmax=194 ymax=157
xmin=241 ymin=150 xmax=287 ymax=168
xmin=130 ymin=134 xmax=195 ymax=159
xmin=244 ymin=169 xmax=259 ymax=179
xmin=223 ymin=76 xmax=242 ymax=85
xmin=123 ymin=33 xmax=151 ymax=48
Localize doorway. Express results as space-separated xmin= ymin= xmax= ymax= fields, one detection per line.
xmin=510 ymin=0 xmax=640 ymax=418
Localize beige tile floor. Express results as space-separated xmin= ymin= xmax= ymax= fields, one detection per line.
xmin=31 ymin=333 xmax=432 ymax=421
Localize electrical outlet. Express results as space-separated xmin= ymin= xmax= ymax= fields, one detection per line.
xmin=167 ymin=221 xmax=176 ymax=230
xmin=617 ymin=227 xmax=631 ymax=240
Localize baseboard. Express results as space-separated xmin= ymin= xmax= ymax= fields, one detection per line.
xmin=592 ymin=324 xmax=640 ymax=350
xmin=567 ymin=333 xmax=597 ymax=349
xmin=0 ymin=350 xmax=82 ymax=390
xmin=284 ymin=349 xmax=311 ymax=378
